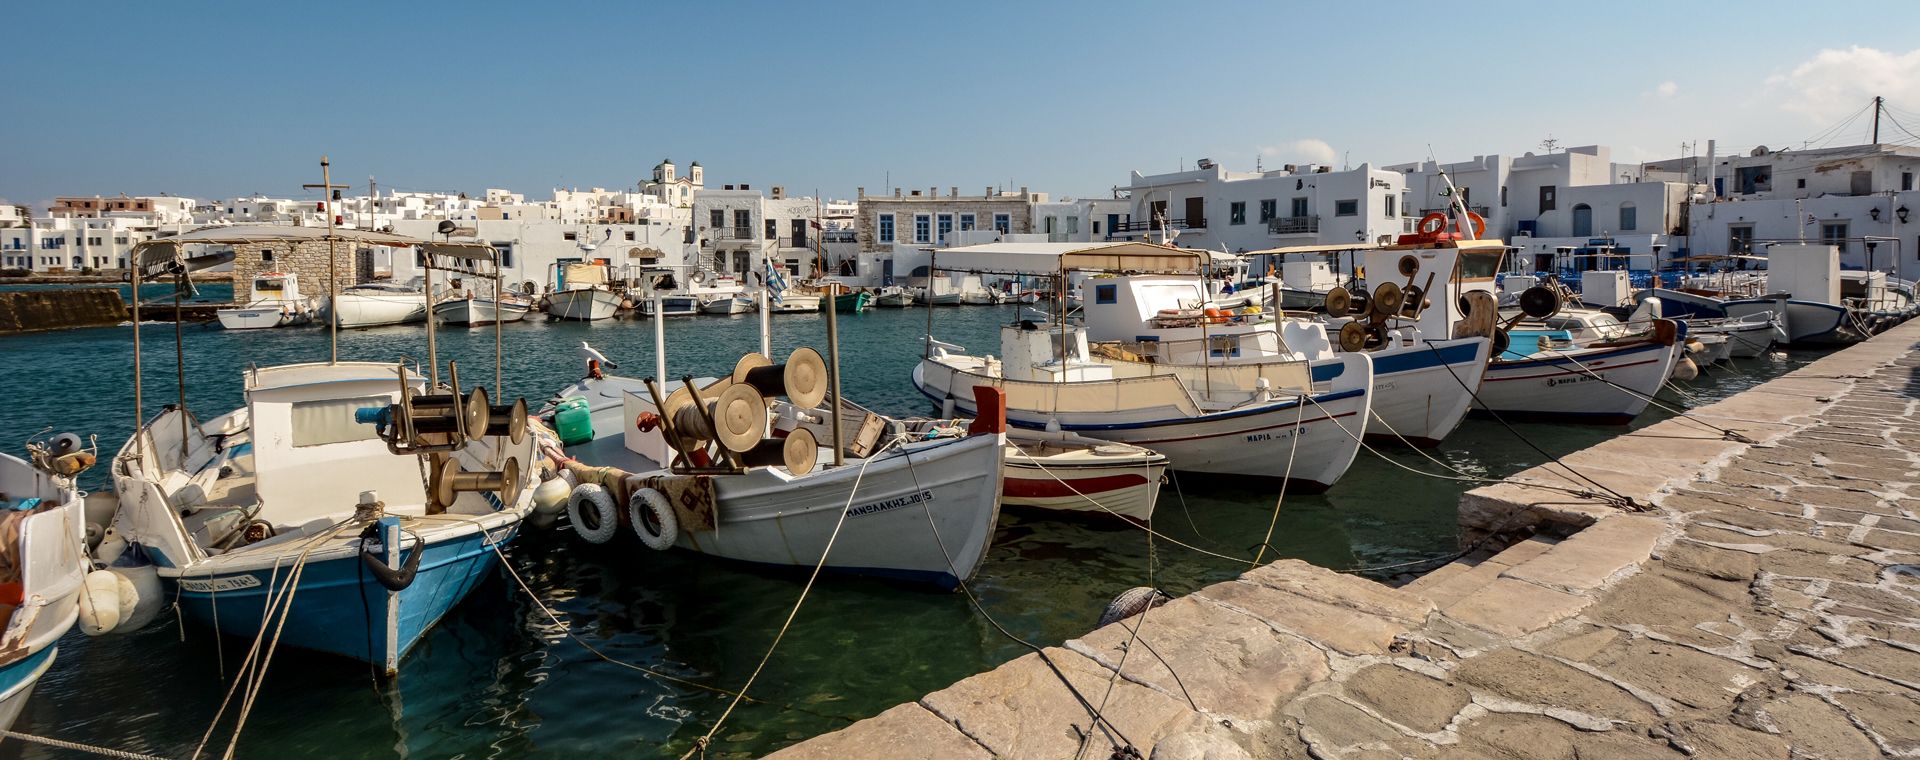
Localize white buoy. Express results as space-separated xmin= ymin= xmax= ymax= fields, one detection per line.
xmin=93 ymin=528 xmax=127 ymax=566
xmin=531 ymin=477 xmax=571 ymax=516
xmin=78 ymin=570 xmax=124 ymax=635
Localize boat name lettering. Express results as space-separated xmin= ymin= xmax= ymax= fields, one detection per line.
xmin=1546 ymin=374 xmax=1600 ymax=388
xmin=1245 ymin=427 xmax=1308 ymax=443
xmin=846 ymin=490 xmax=935 ymax=517
xmin=180 ymin=575 xmax=262 ymax=593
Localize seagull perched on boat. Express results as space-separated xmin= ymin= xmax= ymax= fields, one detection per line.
xmin=578 ymin=342 xmax=618 ymax=370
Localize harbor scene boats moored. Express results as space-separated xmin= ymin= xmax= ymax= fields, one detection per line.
xmin=7 ymin=4 xmax=1920 ymax=757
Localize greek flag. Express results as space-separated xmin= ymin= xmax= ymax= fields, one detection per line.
xmin=764 ymin=259 xmax=788 ymax=306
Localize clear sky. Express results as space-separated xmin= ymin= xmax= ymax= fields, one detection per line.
xmin=6 ymin=0 xmax=1920 ymax=208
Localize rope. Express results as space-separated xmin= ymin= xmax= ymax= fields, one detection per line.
xmin=1250 ymin=393 xmax=1305 ymax=566
xmin=677 ymin=436 xmax=891 ymax=759
xmin=2 ymin=730 xmax=172 ymax=760
xmin=1532 ymin=344 xmax=1757 ymax=444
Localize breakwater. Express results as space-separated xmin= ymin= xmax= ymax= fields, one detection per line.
xmin=772 ymin=319 xmax=1920 ymax=759
xmin=0 ymin=289 xmax=127 ymax=333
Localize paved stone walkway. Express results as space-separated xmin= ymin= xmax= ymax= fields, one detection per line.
xmin=771 ymin=322 xmax=1920 ymax=759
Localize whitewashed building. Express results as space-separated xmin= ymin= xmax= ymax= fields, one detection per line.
xmin=1031 ymin=197 xmax=1131 ymax=242
xmin=1113 ymin=160 xmax=1405 ymax=254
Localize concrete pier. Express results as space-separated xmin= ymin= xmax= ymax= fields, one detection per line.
xmin=0 ymin=289 xmax=128 ymax=333
xmin=770 ymin=321 xmax=1920 ymax=759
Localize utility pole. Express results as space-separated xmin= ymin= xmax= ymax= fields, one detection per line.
xmin=1872 ymin=95 xmax=1884 ymax=144
xmin=304 ymin=156 xmax=351 ymax=363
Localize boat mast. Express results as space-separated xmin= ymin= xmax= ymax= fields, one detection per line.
xmin=826 ymin=258 xmax=844 ymax=468
xmin=303 ymin=156 xmax=350 ymax=365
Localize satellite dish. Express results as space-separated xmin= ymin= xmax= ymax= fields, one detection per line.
xmin=1750 ymin=145 xmax=1769 ymax=157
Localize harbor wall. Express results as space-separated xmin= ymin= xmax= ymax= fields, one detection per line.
xmin=0 ymin=289 xmax=128 ymax=333
xmin=769 ymin=321 xmax=1920 ymax=759
xmin=232 ymin=238 xmax=372 ymax=303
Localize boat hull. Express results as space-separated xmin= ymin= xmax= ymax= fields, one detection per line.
xmin=874 ymin=292 xmax=915 ymax=308
xmin=1002 ymin=450 xmax=1164 ymax=522
xmin=546 ymin=289 xmax=622 ymax=321
xmin=1782 ymin=300 xmax=1854 ymax=344
xmin=699 ymin=297 xmax=751 ymax=315
xmin=1321 ymin=337 xmax=1490 ymax=447
xmin=769 ymin=295 xmax=822 ymax=313
xmin=434 ymin=297 xmax=530 ymax=326
xmin=330 ymin=293 xmax=427 ymax=328
xmin=162 ymin=521 xmax=518 ymax=673
xmin=217 ymin=306 xmax=295 ymax=330
xmin=1474 ymin=339 xmax=1680 ymax=424
xmin=1688 ymin=317 xmax=1775 ymax=358
xmin=640 ymin=296 xmax=701 ymax=318
xmin=0 ymin=645 xmax=56 ymax=733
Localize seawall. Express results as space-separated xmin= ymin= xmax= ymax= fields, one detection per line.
xmin=0 ymin=289 xmax=129 ymax=334
xmin=769 ymin=321 xmax=1920 ymax=759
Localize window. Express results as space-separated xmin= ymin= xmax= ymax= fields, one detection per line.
xmin=1904 ymin=172 xmax=1915 ymax=192
xmin=1290 ymin=198 xmax=1308 ymax=218
xmin=497 ymin=244 xmax=514 ymax=268
xmin=733 ymin=210 xmax=751 ymax=233
xmin=1821 ymin=222 xmax=1849 ymax=253
xmin=1334 ymin=200 xmax=1358 ymax=217
xmin=1797 ymin=178 xmax=1807 ymax=189
xmin=1043 ymin=216 xmax=1056 ymax=234
xmin=1402 ymin=192 xmax=1412 ymax=216
xmin=1729 ymin=225 xmax=1754 ymax=254
xmin=624 ymin=231 xmax=635 ymax=241
xmin=709 ymin=209 xmax=725 ymax=228
xmin=878 ymin=213 xmax=895 ymax=242
xmin=1258 ymin=200 xmax=1277 ymax=223
xmin=1095 ymin=284 xmax=1118 ymax=304
xmin=87 ymin=237 xmax=102 ymax=246
xmin=291 ymin=396 xmax=387 ymax=447
xmin=1228 ymin=202 xmax=1247 ymax=225
xmin=1383 ymin=194 xmax=1396 ymax=218
xmin=937 ymin=213 xmax=953 ymax=243
xmin=1066 ymin=216 xmax=1079 ymax=235
xmin=1735 ymin=166 xmax=1771 ymax=195
xmin=114 ymin=236 xmax=128 ymax=244
xmin=914 ymin=214 xmax=931 ymax=243
xmin=261 ymin=249 xmax=274 ymax=262
xmin=1539 ymin=185 xmax=1557 ymax=212
xmin=563 ymin=232 xmax=577 ymax=241
xmin=1618 ymin=203 xmax=1637 ymax=231
xmin=959 ymin=213 xmax=976 ymax=231
xmin=765 ymin=219 xmax=778 ymax=239
xmin=993 ymin=213 xmax=1011 ymax=233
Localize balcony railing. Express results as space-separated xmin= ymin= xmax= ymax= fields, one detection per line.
xmin=703 ymin=227 xmax=757 ymax=246
xmin=1267 ymin=216 xmax=1318 ymax=235
xmin=1112 ymin=217 xmax=1205 ymax=233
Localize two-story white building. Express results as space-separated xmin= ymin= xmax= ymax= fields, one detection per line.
xmin=1113 ymin=160 xmax=1405 ymax=254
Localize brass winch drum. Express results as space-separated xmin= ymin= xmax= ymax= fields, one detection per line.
xmin=731 ymin=347 xmax=828 ymax=409
xmin=739 ymin=427 xmax=817 ymax=475
xmin=433 ymin=456 xmax=519 ymax=511
xmin=712 ymin=383 xmax=773 ymax=453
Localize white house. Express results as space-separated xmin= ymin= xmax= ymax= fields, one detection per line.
xmin=1114 ymin=160 xmax=1405 ymax=254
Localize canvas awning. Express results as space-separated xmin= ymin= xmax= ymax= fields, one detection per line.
xmin=929 ymin=242 xmax=1210 ymax=275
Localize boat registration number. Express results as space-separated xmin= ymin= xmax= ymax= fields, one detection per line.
xmin=180 ymin=574 xmax=262 ymax=593
xmin=846 ymin=490 xmax=935 ymax=518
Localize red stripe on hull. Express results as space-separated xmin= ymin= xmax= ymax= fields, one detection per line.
xmin=1002 ymin=472 xmax=1150 ymax=499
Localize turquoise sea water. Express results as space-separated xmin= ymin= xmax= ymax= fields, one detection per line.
xmin=0 ymin=303 xmax=1814 ymax=758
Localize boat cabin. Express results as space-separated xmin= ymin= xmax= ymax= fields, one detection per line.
xmin=1361 ymin=239 xmax=1508 ymax=340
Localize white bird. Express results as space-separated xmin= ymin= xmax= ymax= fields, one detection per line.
xmin=578 ymin=342 xmax=618 ymax=370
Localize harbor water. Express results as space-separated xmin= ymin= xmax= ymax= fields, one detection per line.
xmin=0 ymin=304 xmax=1814 ymax=758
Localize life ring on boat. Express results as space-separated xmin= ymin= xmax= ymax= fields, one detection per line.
xmin=567 ymin=483 xmax=619 ymax=544
xmin=1416 ymin=212 xmax=1448 ymax=236
xmin=628 ymin=488 xmax=677 ymax=551
xmin=1455 ymin=211 xmax=1487 ymax=239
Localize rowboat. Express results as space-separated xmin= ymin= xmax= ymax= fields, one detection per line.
xmin=1001 ymin=432 xmax=1164 ymax=522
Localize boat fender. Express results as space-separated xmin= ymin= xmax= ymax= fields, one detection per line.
xmin=628 ymin=488 xmax=678 ymax=550
xmin=94 ymin=528 xmax=127 ymax=564
xmin=79 ymin=566 xmax=162 ymax=636
xmin=358 ymin=524 xmax=423 ymax=593
xmin=567 ymin=483 xmax=619 ymax=544
xmin=1097 ymin=587 xmax=1171 ymax=628
xmin=1672 ymin=356 xmax=1700 ymax=382
xmin=531 ymin=477 xmax=572 ymax=516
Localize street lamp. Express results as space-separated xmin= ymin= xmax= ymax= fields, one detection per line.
xmin=1870 ymin=207 xmax=1882 ymax=221
xmin=1899 ymin=206 xmax=1911 ymax=224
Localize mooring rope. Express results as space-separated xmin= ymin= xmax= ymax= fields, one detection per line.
xmin=3 ymin=730 xmax=172 ymax=760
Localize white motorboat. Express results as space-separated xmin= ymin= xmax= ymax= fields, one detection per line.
xmin=435 ymin=294 xmax=532 ymax=326
xmin=545 ymin=262 xmax=624 ymax=321
xmin=329 ymin=280 xmax=429 ymax=329
xmin=0 ymin=437 xmax=89 ymax=733
xmin=767 ymin=292 xmax=823 ymax=313
xmin=546 ymin=363 xmax=1004 ymax=588
xmin=1686 ymin=313 xmax=1777 ymax=358
xmin=873 ymin=286 xmax=916 ymax=308
xmin=216 ymin=271 xmax=316 ymax=330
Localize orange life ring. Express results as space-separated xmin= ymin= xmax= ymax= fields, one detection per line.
xmin=1416 ymin=212 xmax=1448 ymax=236
xmin=1454 ymin=211 xmax=1487 ymax=239
xmin=1201 ymin=307 xmax=1227 ymax=324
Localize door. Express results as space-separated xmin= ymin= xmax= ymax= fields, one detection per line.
xmin=1184 ymin=197 xmax=1205 ymax=227
xmin=791 ymin=218 xmax=808 ymax=249
xmin=1571 ymin=204 xmax=1593 ymax=237
xmin=1150 ymin=200 xmax=1168 ymax=230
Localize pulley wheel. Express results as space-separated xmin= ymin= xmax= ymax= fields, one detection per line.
xmin=1347 ymin=290 xmax=1371 ymax=317
xmin=784 ymin=347 xmax=828 ymax=409
xmin=1401 ymin=285 xmax=1426 ymax=316
xmin=783 ymin=427 xmax=818 ymax=475
xmin=1518 ymin=286 xmax=1562 ymax=319
xmin=1492 ymin=328 xmax=1512 ymax=356
xmin=1338 ymin=321 xmax=1369 ymax=352
xmin=1323 ymin=286 xmax=1351 ymax=316
xmin=1371 ymin=281 xmax=1404 ymax=317
xmin=713 ymin=383 xmax=771 ymax=453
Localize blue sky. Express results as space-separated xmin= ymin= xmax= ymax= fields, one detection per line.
xmin=5 ymin=1 xmax=1919 ymax=207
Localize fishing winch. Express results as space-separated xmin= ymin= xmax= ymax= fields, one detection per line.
xmin=1327 ymin=254 xmax=1439 ymax=352
xmin=643 ymin=348 xmax=829 ymax=476
xmin=361 ymin=361 xmax=530 ymax=455
xmin=431 ymin=455 xmax=521 ymax=512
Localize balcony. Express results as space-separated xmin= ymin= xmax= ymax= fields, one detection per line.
xmin=1267 ymin=216 xmax=1319 ymax=236
xmin=703 ymin=227 xmax=757 ymax=247
xmin=1111 ymin=217 xmax=1206 ymax=234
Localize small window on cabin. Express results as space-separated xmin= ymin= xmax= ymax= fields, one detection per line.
xmin=254 ymin=278 xmax=283 ymax=292
xmin=1457 ymin=253 xmax=1501 ymax=280
xmin=1095 ymin=284 xmax=1118 ymax=304
xmin=290 ymin=396 xmax=388 ymax=447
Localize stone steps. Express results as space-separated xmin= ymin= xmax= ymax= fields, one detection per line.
xmin=1404 ymin=536 xmax=1559 ymax=608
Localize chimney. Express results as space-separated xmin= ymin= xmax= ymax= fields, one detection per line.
xmin=894 ymin=188 xmax=902 ymax=197
xmin=1705 ymin=139 xmax=1717 ymax=197
xmin=857 ymin=186 xmax=865 ymax=198
xmin=1019 ymin=186 xmax=1028 ymax=197
xmin=986 ymin=186 xmax=994 ymax=197
xmin=950 ymin=187 xmax=958 ymax=197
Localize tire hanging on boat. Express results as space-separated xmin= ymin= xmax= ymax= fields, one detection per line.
xmin=567 ymin=483 xmax=619 ymax=545
xmin=628 ymin=487 xmax=678 ymax=551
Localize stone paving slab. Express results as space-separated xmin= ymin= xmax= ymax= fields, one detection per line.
xmin=769 ymin=321 xmax=1920 ymax=758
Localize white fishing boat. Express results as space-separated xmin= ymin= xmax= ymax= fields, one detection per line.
xmin=1687 ymin=333 xmax=1734 ymax=366
xmin=329 ymin=279 xmax=430 ymax=329
xmin=1477 ymin=314 xmax=1682 ymax=423
xmin=101 ymin=226 xmax=543 ymax=676
xmin=766 ymin=292 xmax=822 ymax=313
xmin=1000 ymin=432 xmax=1164 ymax=522
xmin=435 ymin=294 xmax=532 ymax=325
xmin=1686 ymin=313 xmax=1777 ymax=358
xmin=546 ymin=346 xmax=1005 ymax=588
xmin=912 ymin=242 xmax=1374 ymax=490
xmin=218 ymin=271 xmax=317 ymax=330
xmin=873 ymin=286 xmax=916 ymax=308
xmin=545 ymin=262 xmax=623 ymax=321
xmin=0 ymin=436 xmax=89 ymax=733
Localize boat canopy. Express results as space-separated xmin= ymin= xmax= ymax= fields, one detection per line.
xmin=930 ymin=242 xmax=1210 ymax=275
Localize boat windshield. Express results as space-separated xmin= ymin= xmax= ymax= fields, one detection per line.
xmin=254 ymin=279 xmax=284 ymax=293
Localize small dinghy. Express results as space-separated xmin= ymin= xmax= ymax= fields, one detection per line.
xmin=0 ymin=435 xmax=89 ymax=733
